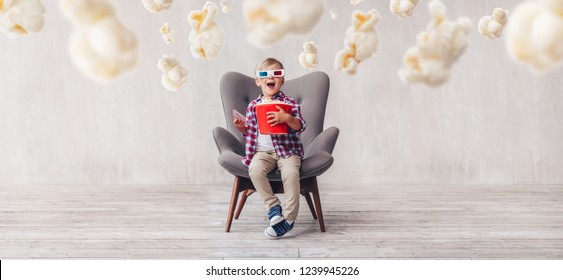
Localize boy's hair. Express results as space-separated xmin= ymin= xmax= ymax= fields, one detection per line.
xmin=256 ymin=57 xmax=284 ymax=70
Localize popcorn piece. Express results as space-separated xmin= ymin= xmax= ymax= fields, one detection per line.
xmin=157 ymin=55 xmax=188 ymax=91
xmin=506 ymin=0 xmax=563 ymax=74
xmin=330 ymin=9 xmax=337 ymax=20
xmin=398 ymin=0 xmax=472 ymax=87
xmin=350 ymin=0 xmax=363 ymax=6
xmin=142 ymin=0 xmax=172 ymax=14
xmin=0 ymin=0 xmax=46 ymax=37
xmin=261 ymin=98 xmax=285 ymax=104
xmin=390 ymin=0 xmax=420 ymax=19
xmin=188 ymin=1 xmax=224 ymax=60
xmin=220 ymin=0 xmax=229 ymax=13
xmin=299 ymin=41 xmax=319 ymax=69
xmin=243 ymin=0 xmax=324 ymax=48
xmin=478 ymin=8 xmax=509 ymax=39
xmin=60 ymin=0 xmax=138 ymax=82
xmin=160 ymin=22 xmax=176 ymax=44
xmin=334 ymin=9 xmax=381 ymax=75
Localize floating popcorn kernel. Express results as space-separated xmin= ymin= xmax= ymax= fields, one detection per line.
xmin=398 ymin=0 xmax=472 ymax=87
xmin=160 ymin=22 xmax=176 ymax=44
xmin=506 ymin=0 xmax=563 ymax=74
xmin=243 ymin=0 xmax=324 ymax=48
xmin=142 ymin=0 xmax=172 ymax=13
xmin=0 ymin=0 xmax=46 ymax=37
xmin=335 ymin=9 xmax=380 ymax=75
xmin=390 ymin=0 xmax=421 ymax=19
xmin=220 ymin=0 xmax=229 ymax=13
xmin=350 ymin=0 xmax=364 ymax=6
xmin=299 ymin=41 xmax=319 ymax=69
xmin=188 ymin=1 xmax=225 ymax=60
xmin=330 ymin=9 xmax=337 ymax=20
xmin=157 ymin=55 xmax=188 ymax=91
xmin=60 ymin=0 xmax=139 ymax=82
xmin=478 ymin=7 xmax=509 ymax=39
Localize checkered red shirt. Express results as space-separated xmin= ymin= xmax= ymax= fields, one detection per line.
xmin=242 ymin=91 xmax=306 ymax=167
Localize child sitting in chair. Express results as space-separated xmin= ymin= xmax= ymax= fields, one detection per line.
xmin=233 ymin=57 xmax=306 ymax=239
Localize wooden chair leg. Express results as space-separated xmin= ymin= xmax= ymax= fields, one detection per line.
xmin=235 ymin=189 xmax=255 ymax=219
xmin=225 ymin=176 xmax=241 ymax=232
xmin=310 ymin=177 xmax=325 ymax=232
xmin=302 ymin=191 xmax=318 ymax=219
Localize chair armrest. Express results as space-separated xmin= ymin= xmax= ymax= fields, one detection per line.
xmin=213 ymin=127 xmax=245 ymax=156
xmin=301 ymin=151 xmax=334 ymax=178
xmin=304 ymin=127 xmax=339 ymax=158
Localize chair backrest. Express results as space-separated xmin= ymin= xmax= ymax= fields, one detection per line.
xmin=220 ymin=71 xmax=330 ymax=149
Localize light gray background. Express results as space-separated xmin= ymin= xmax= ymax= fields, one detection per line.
xmin=1 ymin=0 xmax=562 ymax=186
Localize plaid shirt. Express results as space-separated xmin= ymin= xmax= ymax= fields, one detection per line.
xmin=242 ymin=91 xmax=306 ymax=167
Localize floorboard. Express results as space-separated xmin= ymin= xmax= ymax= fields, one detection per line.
xmin=1 ymin=184 xmax=562 ymax=259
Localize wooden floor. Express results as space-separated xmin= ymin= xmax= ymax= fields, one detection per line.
xmin=1 ymin=183 xmax=562 ymax=259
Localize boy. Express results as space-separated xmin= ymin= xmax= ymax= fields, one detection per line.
xmin=233 ymin=58 xmax=306 ymax=239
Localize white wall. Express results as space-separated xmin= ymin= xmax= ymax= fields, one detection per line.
xmin=1 ymin=0 xmax=562 ymax=186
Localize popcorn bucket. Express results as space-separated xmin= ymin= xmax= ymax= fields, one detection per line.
xmin=255 ymin=103 xmax=293 ymax=135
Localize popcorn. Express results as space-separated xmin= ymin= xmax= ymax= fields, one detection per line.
xmin=188 ymin=1 xmax=224 ymax=60
xmin=60 ymin=0 xmax=139 ymax=82
xmin=160 ymin=22 xmax=176 ymax=44
xmin=260 ymin=99 xmax=285 ymax=104
xmin=299 ymin=41 xmax=319 ymax=69
xmin=335 ymin=9 xmax=381 ymax=75
xmin=243 ymin=0 xmax=324 ymax=48
xmin=478 ymin=8 xmax=509 ymax=39
xmin=350 ymin=0 xmax=363 ymax=6
xmin=220 ymin=0 xmax=229 ymax=13
xmin=0 ymin=0 xmax=46 ymax=37
xmin=390 ymin=0 xmax=420 ymax=19
xmin=142 ymin=0 xmax=172 ymax=14
xmin=398 ymin=0 xmax=472 ymax=87
xmin=506 ymin=0 xmax=563 ymax=74
xmin=330 ymin=9 xmax=338 ymax=20
xmin=157 ymin=55 xmax=188 ymax=91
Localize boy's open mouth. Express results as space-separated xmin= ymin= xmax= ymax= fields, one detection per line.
xmin=267 ymin=82 xmax=275 ymax=89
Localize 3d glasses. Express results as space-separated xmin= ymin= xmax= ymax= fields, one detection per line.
xmin=255 ymin=69 xmax=284 ymax=78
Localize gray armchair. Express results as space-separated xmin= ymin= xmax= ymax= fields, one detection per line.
xmin=213 ymin=71 xmax=339 ymax=232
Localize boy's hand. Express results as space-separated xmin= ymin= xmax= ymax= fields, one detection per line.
xmin=267 ymin=106 xmax=290 ymax=126
xmin=233 ymin=118 xmax=247 ymax=134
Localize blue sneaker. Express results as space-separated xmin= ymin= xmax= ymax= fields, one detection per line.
xmin=265 ymin=220 xmax=294 ymax=239
xmin=267 ymin=205 xmax=283 ymax=226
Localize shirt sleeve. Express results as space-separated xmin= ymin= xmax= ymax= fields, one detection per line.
xmin=239 ymin=105 xmax=249 ymax=137
xmin=245 ymin=102 xmax=259 ymax=154
xmin=288 ymin=99 xmax=306 ymax=134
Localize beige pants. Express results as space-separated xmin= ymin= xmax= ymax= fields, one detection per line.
xmin=248 ymin=151 xmax=301 ymax=221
